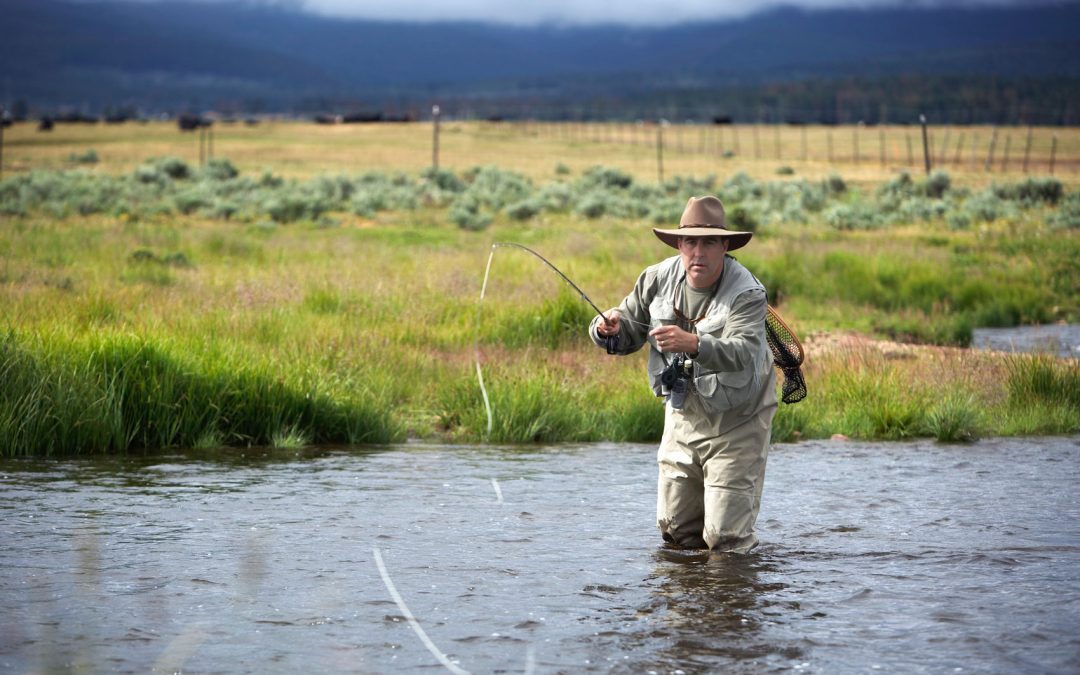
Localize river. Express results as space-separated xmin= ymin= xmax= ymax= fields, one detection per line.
xmin=2 ymin=436 xmax=1079 ymax=673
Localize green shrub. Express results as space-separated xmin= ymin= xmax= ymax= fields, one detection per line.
xmin=68 ymin=149 xmax=99 ymax=165
xmin=727 ymin=205 xmax=759 ymax=233
xmin=201 ymin=158 xmax=239 ymax=181
xmin=1049 ymin=191 xmax=1080 ymax=230
xmin=505 ymin=199 xmax=541 ymax=221
xmin=574 ymin=192 xmax=610 ymax=219
xmin=824 ymin=203 xmax=883 ymax=230
xmin=923 ymin=170 xmax=951 ymax=199
xmin=578 ymin=165 xmax=633 ymax=190
xmin=449 ymin=196 xmax=491 ymax=231
xmin=993 ymin=177 xmax=1063 ymax=206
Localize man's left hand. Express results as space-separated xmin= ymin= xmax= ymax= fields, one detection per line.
xmin=648 ymin=325 xmax=699 ymax=355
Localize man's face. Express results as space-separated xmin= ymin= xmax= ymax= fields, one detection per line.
xmin=677 ymin=236 xmax=728 ymax=289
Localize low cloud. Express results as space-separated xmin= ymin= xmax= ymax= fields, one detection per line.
xmin=296 ymin=0 xmax=1052 ymax=26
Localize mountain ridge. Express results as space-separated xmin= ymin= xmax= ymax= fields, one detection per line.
xmin=2 ymin=0 xmax=1078 ymax=118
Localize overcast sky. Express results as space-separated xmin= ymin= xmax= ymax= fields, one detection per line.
xmin=287 ymin=0 xmax=1057 ymax=26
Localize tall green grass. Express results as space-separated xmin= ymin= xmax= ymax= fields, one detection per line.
xmin=0 ymin=330 xmax=399 ymax=456
xmin=1001 ymin=354 xmax=1080 ymax=435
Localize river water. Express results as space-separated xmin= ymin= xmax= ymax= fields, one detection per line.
xmin=2 ymin=437 xmax=1079 ymax=674
xmin=972 ymin=324 xmax=1080 ymax=360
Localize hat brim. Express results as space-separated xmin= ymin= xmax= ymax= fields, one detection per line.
xmin=652 ymin=227 xmax=753 ymax=251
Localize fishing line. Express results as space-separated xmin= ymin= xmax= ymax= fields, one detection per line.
xmin=475 ymin=243 xmax=652 ymax=438
xmin=373 ymin=548 xmax=471 ymax=675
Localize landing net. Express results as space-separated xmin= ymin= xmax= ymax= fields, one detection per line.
xmin=766 ymin=306 xmax=807 ymax=404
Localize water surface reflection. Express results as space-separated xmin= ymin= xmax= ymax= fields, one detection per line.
xmin=1 ymin=437 xmax=1078 ymax=673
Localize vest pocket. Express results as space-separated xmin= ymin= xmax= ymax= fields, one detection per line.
xmin=694 ymin=367 xmax=756 ymax=413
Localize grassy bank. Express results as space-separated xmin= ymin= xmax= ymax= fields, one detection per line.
xmin=1 ymin=148 xmax=1078 ymax=454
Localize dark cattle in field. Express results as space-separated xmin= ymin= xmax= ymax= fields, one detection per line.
xmin=712 ymin=116 xmax=733 ymax=125
xmin=177 ymin=114 xmax=211 ymax=131
xmin=38 ymin=117 xmax=54 ymax=131
xmin=341 ymin=112 xmax=383 ymax=123
xmin=314 ymin=114 xmax=339 ymax=124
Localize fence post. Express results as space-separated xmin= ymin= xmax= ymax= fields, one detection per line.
xmin=852 ymin=125 xmax=859 ymax=166
xmin=1049 ymin=134 xmax=1057 ymax=175
xmin=1001 ymin=135 xmax=1011 ymax=173
xmin=199 ymin=126 xmax=206 ymax=167
xmin=1022 ymin=126 xmax=1033 ymax=174
xmin=953 ymin=133 xmax=965 ymax=167
xmin=920 ymin=114 xmax=931 ymax=175
xmin=906 ymin=133 xmax=913 ymax=166
xmin=432 ymin=105 xmax=441 ymax=170
xmin=879 ymin=126 xmax=886 ymax=166
xmin=0 ymin=106 xmax=5 ymax=182
xmin=208 ymin=125 xmax=214 ymax=162
xmin=985 ymin=127 xmax=998 ymax=172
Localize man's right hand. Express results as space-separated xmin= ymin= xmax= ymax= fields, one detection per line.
xmin=597 ymin=309 xmax=621 ymax=336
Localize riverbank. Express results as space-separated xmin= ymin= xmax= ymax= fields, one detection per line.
xmin=1 ymin=155 xmax=1078 ymax=455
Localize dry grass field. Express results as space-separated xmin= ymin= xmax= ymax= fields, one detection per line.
xmin=3 ymin=120 xmax=1078 ymax=188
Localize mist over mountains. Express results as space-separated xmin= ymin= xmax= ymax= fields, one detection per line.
xmin=3 ymin=0 xmax=1078 ymax=122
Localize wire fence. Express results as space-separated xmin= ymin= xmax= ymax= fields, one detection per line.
xmin=456 ymin=120 xmax=1077 ymax=183
xmin=1 ymin=118 xmax=1077 ymax=185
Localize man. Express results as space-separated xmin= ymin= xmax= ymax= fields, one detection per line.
xmin=590 ymin=195 xmax=776 ymax=554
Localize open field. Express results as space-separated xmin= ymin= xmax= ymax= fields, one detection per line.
xmin=3 ymin=120 xmax=1079 ymax=186
xmin=1 ymin=121 xmax=1078 ymax=455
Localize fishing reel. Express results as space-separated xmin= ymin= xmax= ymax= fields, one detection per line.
xmin=604 ymin=334 xmax=619 ymax=355
xmin=660 ymin=354 xmax=693 ymax=410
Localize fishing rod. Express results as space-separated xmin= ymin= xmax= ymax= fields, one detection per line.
xmin=484 ymin=242 xmax=614 ymax=327
xmin=476 ymin=242 xmax=631 ymax=437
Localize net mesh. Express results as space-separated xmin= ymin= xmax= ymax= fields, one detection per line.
xmin=765 ymin=306 xmax=807 ymax=404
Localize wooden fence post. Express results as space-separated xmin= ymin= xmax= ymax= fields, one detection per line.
xmin=919 ymin=114 xmax=931 ymax=175
xmin=431 ymin=105 xmax=441 ymax=170
xmin=1022 ymin=126 xmax=1033 ymax=174
xmin=985 ymin=127 xmax=998 ymax=172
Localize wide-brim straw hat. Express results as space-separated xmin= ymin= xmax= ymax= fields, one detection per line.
xmin=652 ymin=195 xmax=753 ymax=251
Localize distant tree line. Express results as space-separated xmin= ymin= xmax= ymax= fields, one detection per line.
xmin=5 ymin=75 xmax=1077 ymax=127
